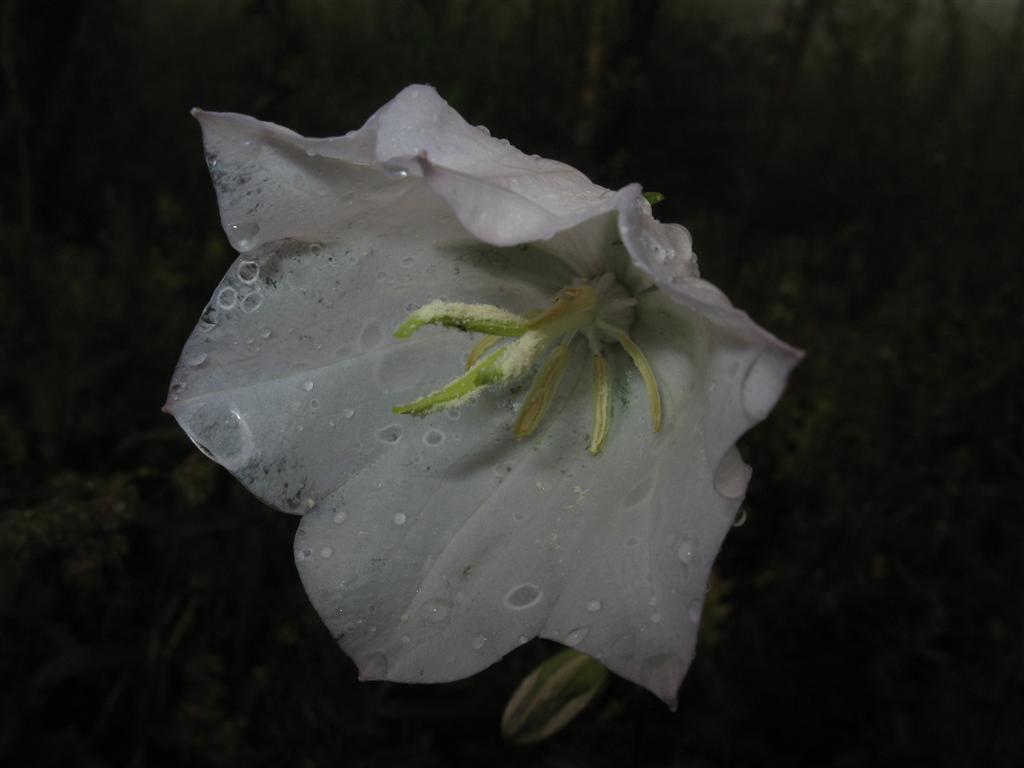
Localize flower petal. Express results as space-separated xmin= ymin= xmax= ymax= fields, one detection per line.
xmin=292 ymin=287 xmax=742 ymax=708
xmin=165 ymin=235 xmax=571 ymax=515
xmin=169 ymin=88 xmax=801 ymax=708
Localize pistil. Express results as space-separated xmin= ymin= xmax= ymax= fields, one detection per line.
xmin=392 ymin=273 xmax=662 ymax=454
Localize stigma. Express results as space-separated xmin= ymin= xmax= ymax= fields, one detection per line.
xmin=392 ymin=273 xmax=661 ymax=455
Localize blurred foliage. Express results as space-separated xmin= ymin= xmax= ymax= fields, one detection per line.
xmin=1 ymin=0 xmax=1022 ymax=765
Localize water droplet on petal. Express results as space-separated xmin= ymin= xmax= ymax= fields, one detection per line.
xmin=471 ymin=634 xmax=487 ymax=650
xmin=393 ymin=512 xmax=407 ymax=526
xmin=359 ymin=652 xmax=387 ymax=680
xmin=359 ymin=320 xmax=383 ymax=350
xmin=624 ymin=536 xmax=640 ymax=548
xmin=237 ymin=260 xmax=260 ymax=283
xmin=423 ymin=429 xmax=444 ymax=446
xmin=227 ymin=221 xmax=261 ymax=251
xmin=377 ymin=424 xmax=402 ymax=444
xmin=259 ymin=327 xmax=272 ymax=339
xmin=186 ymin=352 xmax=208 ymax=367
xmin=240 ymin=292 xmax=262 ymax=313
xmin=565 ymin=626 xmax=589 ymax=647
xmin=677 ymin=537 xmax=697 ymax=564
xmin=420 ymin=598 xmax=451 ymax=623
xmin=342 ymin=408 xmax=355 ymax=418
xmin=320 ymin=547 xmax=333 ymax=558
xmin=382 ymin=162 xmax=409 ymax=178
xmin=714 ymin=446 xmax=751 ymax=499
xmin=185 ymin=402 xmax=254 ymax=471
xmin=400 ymin=634 xmax=410 ymax=644
xmin=622 ymin=475 xmax=656 ymax=508
xmin=332 ymin=510 xmax=348 ymax=524
xmin=216 ymin=286 xmax=237 ymax=310
xmin=741 ymin=350 xmax=788 ymax=420
xmin=650 ymin=612 xmax=662 ymax=624
xmin=504 ymin=583 xmax=542 ymax=610
xmin=294 ymin=548 xmax=312 ymax=562
xmin=733 ymin=508 xmax=748 ymax=527
xmin=302 ymin=380 xmax=315 ymax=392
xmin=586 ymin=600 xmax=602 ymax=613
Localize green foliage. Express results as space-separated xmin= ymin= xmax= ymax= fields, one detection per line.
xmin=1 ymin=0 xmax=1022 ymax=765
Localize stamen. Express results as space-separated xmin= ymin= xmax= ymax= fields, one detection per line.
xmin=615 ymin=332 xmax=662 ymax=433
xmin=526 ymin=285 xmax=598 ymax=337
xmin=466 ymin=334 xmax=503 ymax=370
xmin=514 ymin=343 xmax=571 ymax=439
xmin=393 ymin=348 xmax=508 ymax=415
xmin=588 ymin=355 xmax=612 ymax=455
xmin=394 ymin=331 xmax=549 ymax=416
xmin=394 ymin=300 xmax=528 ymax=339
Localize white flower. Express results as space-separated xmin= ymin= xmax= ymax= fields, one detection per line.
xmin=165 ymin=84 xmax=801 ymax=707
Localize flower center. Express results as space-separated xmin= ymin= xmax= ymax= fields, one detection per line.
xmin=392 ymin=273 xmax=661 ymax=454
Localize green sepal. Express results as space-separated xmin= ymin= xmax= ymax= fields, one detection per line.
xmin=501 ymin=648 xmax=608 ymax=745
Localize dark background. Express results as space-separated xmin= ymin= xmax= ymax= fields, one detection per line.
xmin=1 ymin=0 xmax=1022 ymax=765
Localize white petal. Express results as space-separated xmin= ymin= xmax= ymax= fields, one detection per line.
xmin=165 ymin=231 xmax=571 ymax=515
xmin=170 ymin=89 xmax=802 ymax=708
xmin=292 ymin=289 xmax=742 ymax=708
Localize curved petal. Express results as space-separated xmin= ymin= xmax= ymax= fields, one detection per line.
xmin=293 ymin=282 xmax=741 ymax=708
xmin=165 ymin=225 xmax=573 ymax=515
xmin=618 ymin=193 xmax=804 ymax=470
xmin=169 ymin=86 xmax=801 ymax=708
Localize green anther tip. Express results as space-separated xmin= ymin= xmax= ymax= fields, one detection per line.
xmin=643 ymin=191 xmax=665 ymax=205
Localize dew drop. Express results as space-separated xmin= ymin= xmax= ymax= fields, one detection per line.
xmin=624 ymin=536 xmax=640 ymax=548
xmin=423 ymin=429 xmax=444 ymax=446
xmin=565 ymin=626 xmax=589 ymax=647
xmin=420 ymin=598 xmax=451 ymax=623
xmin=294 ymin=548 xmax=312 ymax=562
xmin=359 ymin=652 xmax=387 ymax=680
xmin=651 ymin=612 xmax=662 ymax=624
xmin=186 ymin=351 xmax=208 ymax=367
xmin=359 ymin=320 xmax=383 ymax=350
xmin=741 ymin=350 xmax=788 ymax=420
xmin=733 ymin=508 xmax=748 ymax=527
xmin=714 ymin=446 xmax=751 ymax=499
xmin=259 ymin=327 xmax=272 ymax=339
xmin=471 ymin=634 xmax=487 ymax=650
xmin=240 ymin=292 xmax=262 ymax=313
xmin=586 ymin=599 xmax=602 ymax=613
xmin=320 ymin=547 xmax=333 ymax=559
xmin=382 ymin=162 xmax=409 ymax=178
xmin=393 ymin=512 xmax=407 ymax=526
xmin=227 ymin=221 xmax=261 ymax=251
xmin=622 ymin=475 xmax=656 ymax=508
xmin=676 ymin=537 xmax=697 ymax=564
xmin=216 ymin=286 xmax=238 ymax=310
xmin=332 ymin=510 xmax=348 ymax=524
xmin=517 ymin=635 xmax=529 ymax=646
xmin=237 ymin=260 xmax=260 ymax=283
xmin=400 ymin=634 xmax=410 ymax=644
xmin=377 ymin=424 xmax=402 ymax=444
xmin=342 ymin=408 xmax=355 ymax=418
xmin=302 ymin=380 xmax=315 ymax=392
xmin=309 ymin=243 xmax=323 ymax=256
xmin=185 ymin=402 xmax=254 ymax=471
xmin=504 ymin=583 xmax=542 ymax=610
